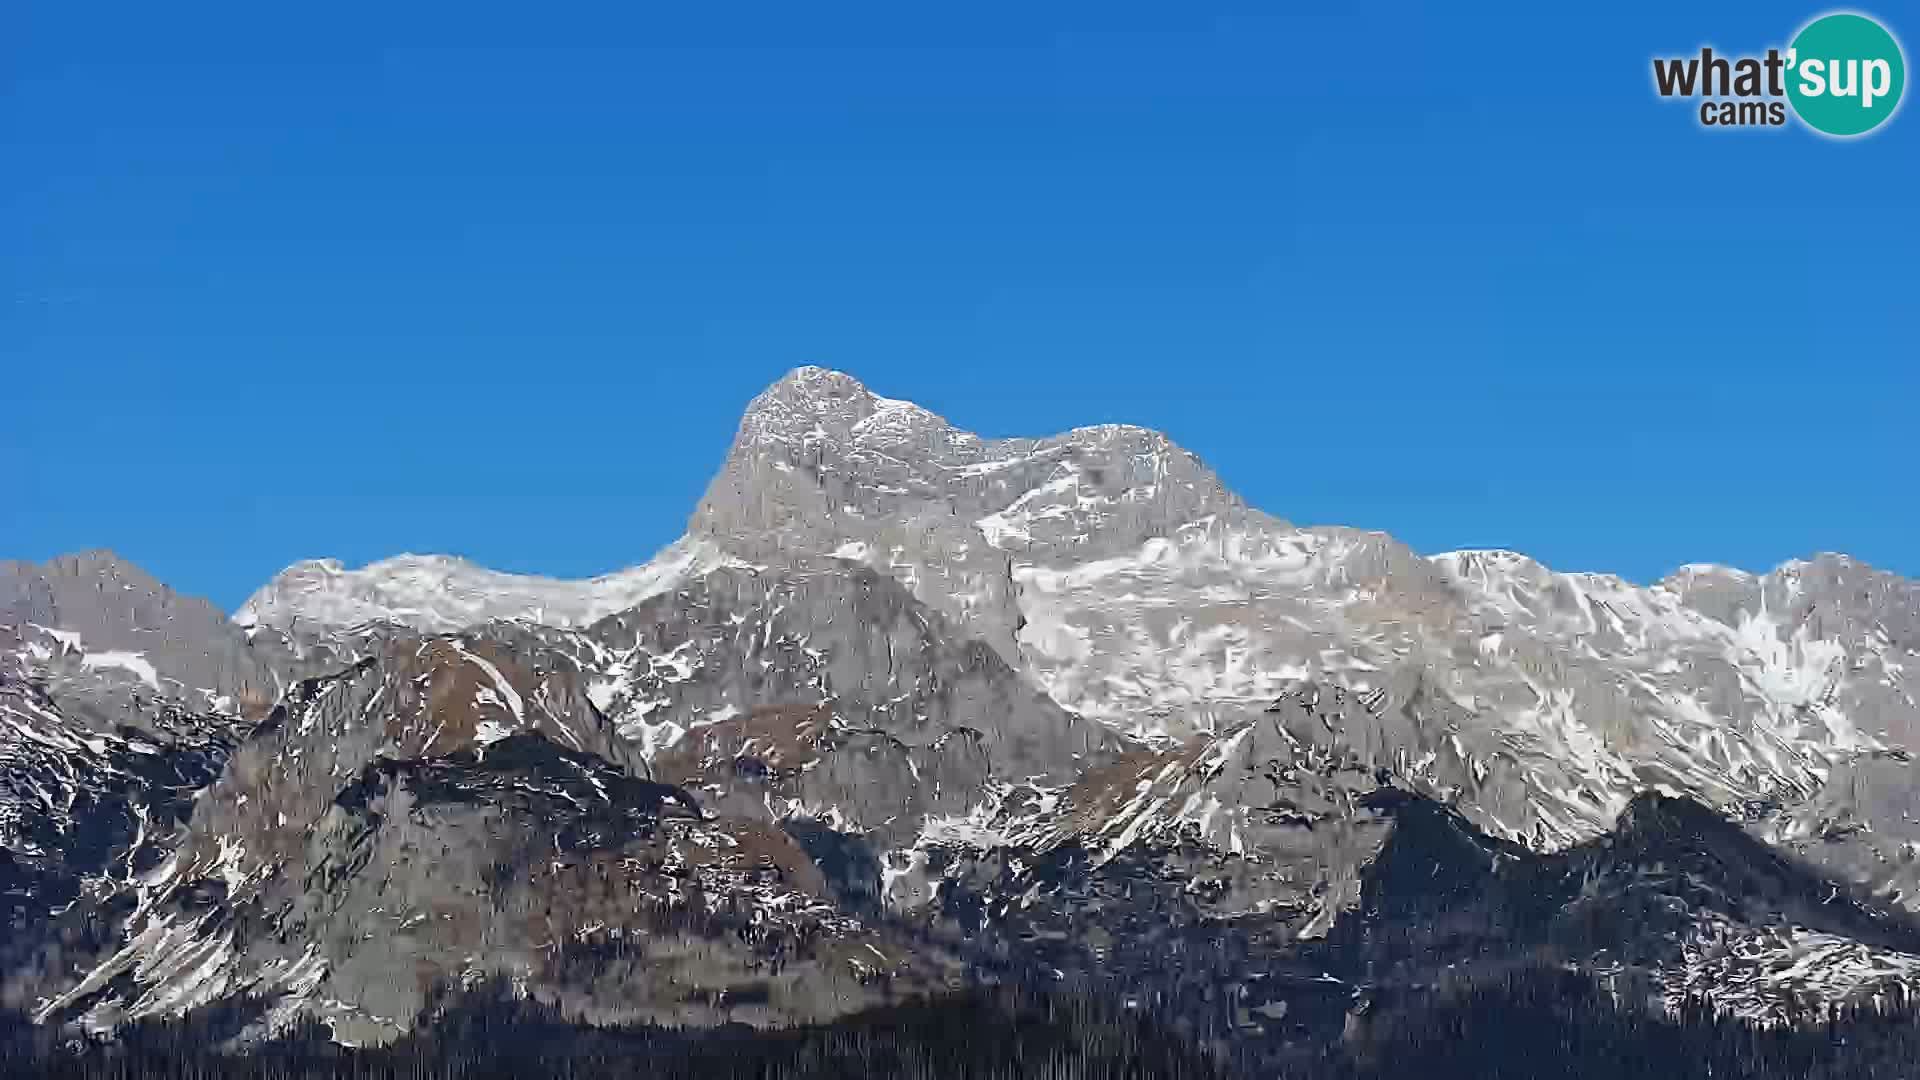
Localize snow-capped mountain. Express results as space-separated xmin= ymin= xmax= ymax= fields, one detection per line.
xmin=231 ymin=366 xmax=1920 ymax=852
xmin=235 ymin=538 xmax=746 ymax=634
xmin=6 ymin=366 xmax=1919 ymax=1060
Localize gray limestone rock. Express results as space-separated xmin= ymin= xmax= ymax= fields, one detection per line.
xmin=11 ymin=367 xmax=1920 ymax=1049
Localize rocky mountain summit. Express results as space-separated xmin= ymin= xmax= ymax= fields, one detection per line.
xmin=7 ymin=367 xmax=1919 ymax=1064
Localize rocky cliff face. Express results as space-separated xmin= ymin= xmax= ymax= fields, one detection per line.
xmin=9 ymin=368 xmax=1920 ymax=1057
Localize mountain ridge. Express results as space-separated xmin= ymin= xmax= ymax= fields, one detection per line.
xmin=233 ymin=367 xmax=1893 ymax=627
xmin=98 ymin=369 xmax=1920 ymax=854
xmin=235 ymin=540 xmax=1881 ymax=634
xmin=5 ymin=366 xmax=1920 ymax=1059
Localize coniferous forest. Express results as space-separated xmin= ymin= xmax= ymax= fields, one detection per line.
xmin=8 ymin=967 xmax=1920 ymax=1080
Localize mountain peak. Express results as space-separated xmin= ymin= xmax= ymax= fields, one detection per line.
xmin=745 ymin=366 xmax=894 ymax=421
xmin=757 ymin=365 xmax=876 ymax=408
xmin=779 ymin=363 xmax=870 ymax=392
xmin=731 ymin=367 xmax=960 ymax=453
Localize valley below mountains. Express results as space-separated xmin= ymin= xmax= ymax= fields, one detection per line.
xmin=6 ymin=367 xmax=1920 ymax=1074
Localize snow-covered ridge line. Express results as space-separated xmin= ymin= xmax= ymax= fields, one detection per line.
xmin=233 ymin=537 xmax=748 ymax=634
xmin=1429 ymin=548 xmax=1856 ymax=592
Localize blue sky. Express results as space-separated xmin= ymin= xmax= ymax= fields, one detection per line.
xmin=4 ymin=1 xmax=1915 ymax=610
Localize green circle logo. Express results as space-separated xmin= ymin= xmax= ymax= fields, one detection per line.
xmin=1786 ymin=12 xmax=1906 ymax=136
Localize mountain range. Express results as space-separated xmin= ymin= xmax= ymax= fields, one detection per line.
xmin=6 ymin=366 xmax=1919 ymax=1069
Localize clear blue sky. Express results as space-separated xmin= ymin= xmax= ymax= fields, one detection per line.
xmin=5 ymin=1 xmax=1915 ymax=611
